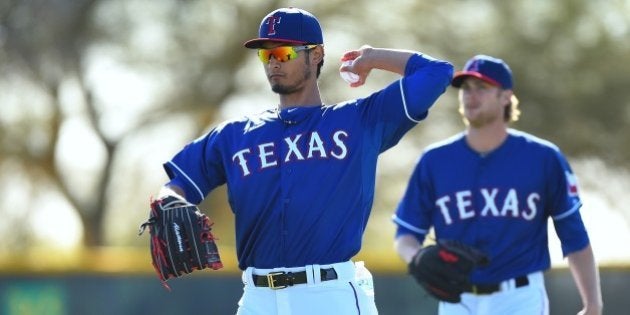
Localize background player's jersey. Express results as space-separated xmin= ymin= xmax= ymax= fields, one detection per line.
xmin=393 ymin=129 xmax=590 ymax=284
xmin=163 ymin=54 xmax=453 ymax=270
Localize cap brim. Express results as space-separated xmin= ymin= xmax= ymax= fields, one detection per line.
xmin=451 ymin=71 xmax=502 ymax=88
xmin=244 ymin=38 xmax=308 ymax=49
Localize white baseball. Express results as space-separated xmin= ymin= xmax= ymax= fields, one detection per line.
xmin=340 ymin=60 xmax=360 ymax=84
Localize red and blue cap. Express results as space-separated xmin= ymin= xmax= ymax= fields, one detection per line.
xmin=451 ymin=55 xmax=513 ymax=89
xmin=244 ymin=7 xmax=323 ymax=49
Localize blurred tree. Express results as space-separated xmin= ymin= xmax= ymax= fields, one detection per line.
xmin=1 ymin=0 xmax=106 ymax=248
xmin=0 ymin=0 xmax=628 ymax=253
xmin=0 ymin=0 xmax=285 ymax=248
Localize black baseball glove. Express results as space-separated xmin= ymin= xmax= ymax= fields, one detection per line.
xmin=138 ymin=196 xmax=223 ymax=289
xmin=408 ymin=239 xmax=490 ymax=303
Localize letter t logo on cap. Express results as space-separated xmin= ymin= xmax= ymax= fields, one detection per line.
xmin=266 ymin=16 xmax=281 ymax=36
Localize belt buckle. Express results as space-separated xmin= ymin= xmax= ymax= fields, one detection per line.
xmin=267 ymin=272 xmax=287 ymax=290
xmin=471 ymin=285 xmax=479 ymax=294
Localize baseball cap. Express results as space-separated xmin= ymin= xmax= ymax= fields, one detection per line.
xmin=244 ymin=7 xmax=323 ymax=49
xmin=451 ymin=55 xmax=513 ymax=89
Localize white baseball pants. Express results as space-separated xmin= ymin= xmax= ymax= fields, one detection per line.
xmin=438 ymin=271 xmax=549 ymax=315
xmin=236 ymin=261 xmax=378 ymax=315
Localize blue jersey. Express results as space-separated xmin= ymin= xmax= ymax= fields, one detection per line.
xmin=393 ymin=130 xmax=590 ymax=284
xmin=163 ymin=54 xmax=453 ymax=270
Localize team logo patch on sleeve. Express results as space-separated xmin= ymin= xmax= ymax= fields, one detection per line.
xmin=565 ymin=171 xmax=579 ymax=197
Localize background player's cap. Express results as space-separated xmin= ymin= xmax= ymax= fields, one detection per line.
xmin=244 ymin=7 xmax=323 ymax=49
xmin=451 ymin=55 xmax=513 ymax=89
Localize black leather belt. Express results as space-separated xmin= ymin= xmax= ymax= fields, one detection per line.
xmin=253 ymin=268 xmax=338 ymax=289
xmin=465 ymin=275 xmax=529 ymax=294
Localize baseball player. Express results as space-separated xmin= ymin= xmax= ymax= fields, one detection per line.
xmin=156 ymin=7 xmax=453 ymax=315
xmin=393 ymin=55 xmax=603 ymax=315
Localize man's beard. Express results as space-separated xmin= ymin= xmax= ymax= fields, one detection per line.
xmin=271 ymin=67 xmax=312 ymax=95
xmin=465 ymin=110 xmax=502 ymax=128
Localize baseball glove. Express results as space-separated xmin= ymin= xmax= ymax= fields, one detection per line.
xmin=138 ymin=195 xmax=223 ymax=289
xmin=408 ymin=239 xmax=489 ymax=303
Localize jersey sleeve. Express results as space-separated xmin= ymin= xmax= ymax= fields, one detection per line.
xmin=547 ymin=148 xmax=590 ymax=256
xmin=392 ymin=153 xmax=434 ymax=243
xmin=163 ymin=125 xmax=228 ymax=204
xmin=359 ymin=53 xmax=453 ymax=152
xmin=402 ymin=54 xmax=454 ymax=120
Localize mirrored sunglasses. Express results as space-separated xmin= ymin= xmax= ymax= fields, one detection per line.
xmin=257 ymin=45 xmax=318 ymax=64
